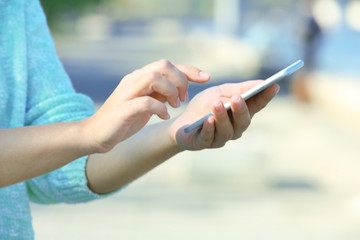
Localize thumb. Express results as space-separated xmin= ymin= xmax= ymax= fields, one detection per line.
xmin=173 ymin=63 xmax=211 ymax=83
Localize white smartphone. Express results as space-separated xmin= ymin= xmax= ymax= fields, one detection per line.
xmin=183 ymin=60 xmax=304 ymax=133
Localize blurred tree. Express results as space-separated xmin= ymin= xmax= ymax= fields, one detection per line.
xmin=41 ymin=0 xmax=213 ymax=28
xmin=100 ymin=0 xmax=213 ymax=19
xmin=40 ymin=0 xmax=108 ymax=26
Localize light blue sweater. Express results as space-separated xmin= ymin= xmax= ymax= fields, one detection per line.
xmin=0 ymin=0 xmax=107 ymax=238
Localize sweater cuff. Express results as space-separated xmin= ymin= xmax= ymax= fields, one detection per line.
xmin=48 ymin=156 xmax=118 ymax=203
xmin=27 ymin=156 xmax=120 ymax=204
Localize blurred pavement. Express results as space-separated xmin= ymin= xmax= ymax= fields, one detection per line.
xmin=31 ymin=96 xmax=360 ymax=240
xmin=31 ymin=16 xmax=360 ymax=238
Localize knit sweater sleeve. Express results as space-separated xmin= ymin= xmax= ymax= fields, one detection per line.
xmin=24 ymin=0 xmax=111 ymax=204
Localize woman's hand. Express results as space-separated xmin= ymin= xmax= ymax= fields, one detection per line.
xmin=83 ymin=59 xmax=210 ymax=153
xmin=170 ymin=81 xmax=280 ymax=150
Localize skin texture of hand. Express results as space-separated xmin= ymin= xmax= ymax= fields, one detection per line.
xmin=0 ymin=60 xmax=210 ymax=188
xmin=0 ymin=58 xmax=279 ymax=194
xmin=86 ymin=80 xmax=280 ymax=194
xmin=170 ymin=81 xmax=280 ymax=150
xmin=82 ymin=59 xmax=210 ymax=153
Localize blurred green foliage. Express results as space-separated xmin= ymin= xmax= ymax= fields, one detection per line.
xmin=40 ymin=0 xmax=294 ymax=30
xmin=41 ymin=0 xmax=213 ymax=24
xmin=40 ymin=0 xmax=107 ymax=25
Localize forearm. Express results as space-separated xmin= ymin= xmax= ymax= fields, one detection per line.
xmin=0 ymin=121 xmax=91 ymax=188
xmin=86 ymin=119 xmax=183 ymax=194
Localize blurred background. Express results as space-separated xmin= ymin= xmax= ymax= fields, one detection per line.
xmin=31 ymin=0 xmax=360 ymax=239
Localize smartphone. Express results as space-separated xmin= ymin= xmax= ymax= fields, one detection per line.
xmin=183 ymin=60 xmax=304 ymax=133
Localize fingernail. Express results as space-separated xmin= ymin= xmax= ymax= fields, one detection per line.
xmin=199 ymin=71 xmax=211 ymax=79
xmin=165 ymin=112 xmax=171 ymax=120
xmin=176 ymin=98 xmax=181 ymax=107
xmin=232 ymin=95 xmax=241 ymax=104
xmin=184 ymin=92 xmax=189 ymax=102
xmin=275 ymin=87 xmax=280 ymax=95
xmin=208 ymin=116 xmax=214 ymax=124
xmin=214 ymin=101 xmax=223 ymax=112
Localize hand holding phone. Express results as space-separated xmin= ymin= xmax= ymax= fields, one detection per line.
xmin=183 ymin=60 xmax=304 ymax=133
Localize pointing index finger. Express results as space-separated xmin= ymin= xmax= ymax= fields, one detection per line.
xmin=173 ymin=63 xmax=211 ymax=83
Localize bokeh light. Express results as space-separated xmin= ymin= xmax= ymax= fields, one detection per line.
xmin=312 ymin=0 xmax=342 ymax=30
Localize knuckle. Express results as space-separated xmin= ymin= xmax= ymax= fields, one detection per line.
xmin=145 ymin=71 xmax=161 ymax=92
xmin=202 ymin=133 xmax=213 ymax=144
xmin=235 ymin=113 xmax=251 ymax=130
xmin=161 ymin=103 xmax=167 ymax=113
xmin=147 ymin=70 xmax=160 ymax=81
xmin=232 ymin=132 xmax=243 ymax=140
xmin=212 ymin=141 xmax=226 ymax=148
xmin=140 ymin=97 xmax=166 ymax=114
xmin=157 ymin=59 xmax=172 ymax=69
xmin=219 ymin=132 xmax=233 ymax=141
xmin=175 ymin=72 xmax=187 ymax=84
xmin=238 ymin=103 xmax=249 ymax=115
xmin=238 ymin=120 xmax=250 ymax=133
xmin=140 ymin=97 xmax=153 ymax=110
xmin=241 ymin=115 xmax=251 ymax=126
xmin=243 ymin=116 xmax=251 ymax=129
xmin=179 ymin=74 xmax=188 ymax=88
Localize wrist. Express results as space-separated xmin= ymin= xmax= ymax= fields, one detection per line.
xmin=167 ymin=117 xmax=185 ymax=154
xmin=76 ymin=117 xmax=105 ymax=155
